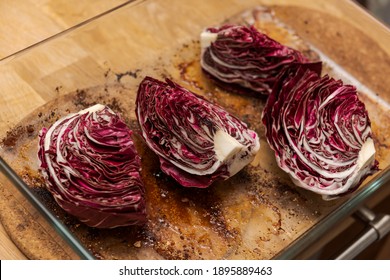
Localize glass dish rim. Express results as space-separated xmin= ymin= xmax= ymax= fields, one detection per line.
xmin=0 ymin=0 xmax=389 ymax=260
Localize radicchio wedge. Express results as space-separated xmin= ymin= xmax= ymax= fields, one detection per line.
xmin=38 ymin=104 xmax=146 ymax=228
xmin=262 ymin=67 xmax=378 ymax=199
xmin=136 ymin=76 xmax=260 ymax=188
xmin=200 ymin=24 xmax=322 ymax=95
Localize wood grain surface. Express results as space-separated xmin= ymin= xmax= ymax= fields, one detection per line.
xmin=0 ymin=0 xmax=128 ymax=59
xmin=0 ymin=0 xmax=390 ymax=260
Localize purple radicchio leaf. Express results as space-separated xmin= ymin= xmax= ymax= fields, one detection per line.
xmin=200 ymin=24 xmax=322 ymax=96
xmin=262 ymin=66 xmax=378 ymax=200
xmin=38 ymin=104 xmax=146 ymax=228
xmin=136 ymin=76 xmax=260 ymax=188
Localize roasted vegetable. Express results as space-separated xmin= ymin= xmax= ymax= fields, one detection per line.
xmin=136 ymin=77 xmax=260 ymax=188
xmin=38 ymin=104 xmax=146 ymax=228
xmin=262 ymin=67 xmax=378 ymax=199
xmin=201 ymin=24 xmax=321 ymax=95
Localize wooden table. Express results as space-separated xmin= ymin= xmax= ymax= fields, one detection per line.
xmin=1 ymin=0 xmax=389 ymax=260
xmin=0 ymin=0 xmax=127 ymax=260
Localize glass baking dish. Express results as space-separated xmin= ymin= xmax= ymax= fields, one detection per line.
xmin=1 ymin=0 xmax=390 ymax=260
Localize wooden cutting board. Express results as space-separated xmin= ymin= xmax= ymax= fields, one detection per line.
xmin=0 ymin=0 xmax=128 ymax=59
xmin=1 ymin=0 xmax=390 ymax=260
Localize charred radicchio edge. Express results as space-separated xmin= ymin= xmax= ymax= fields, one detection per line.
xmin=262 ymin=67 xmax=378 ymax=199
xmin=38 ymin=104 xmax=146 ymax=228
xmin=136 ymin=77 xmax=260 ymax=188
xmin=200 ymin=25 xmax=322 ymax=95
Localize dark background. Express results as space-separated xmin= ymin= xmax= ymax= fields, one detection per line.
xmin=355 ymin=0 xmax=390 ymax=26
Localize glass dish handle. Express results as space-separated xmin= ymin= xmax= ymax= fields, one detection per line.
xmin=335 ymin=206 xmax=390 ymax=259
